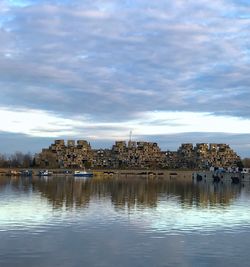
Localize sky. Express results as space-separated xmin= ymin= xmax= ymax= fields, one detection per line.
xmin=0 ymin=0 xmax=250 ymax=157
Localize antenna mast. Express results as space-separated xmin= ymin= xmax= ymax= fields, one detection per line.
xmin=129 ymin=130 xmax=132 ymax=142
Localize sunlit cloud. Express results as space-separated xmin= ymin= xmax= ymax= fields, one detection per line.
xmin=0 ymin=107 xmax=83 ymax=137
xmin=132 ymin=111 xmax=250 ymax=135
xmin=1 ymin=107 xmax=250 ymax=140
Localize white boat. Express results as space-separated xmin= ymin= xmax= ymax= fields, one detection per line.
xmin=74 ymin=170 xmax=93 ymax=178
xmin=39 ymin=170 xmax=52 ymax=176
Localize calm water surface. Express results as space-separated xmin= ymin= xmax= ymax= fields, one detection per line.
xmin=1 ymin=176 xmax=250 ymax=267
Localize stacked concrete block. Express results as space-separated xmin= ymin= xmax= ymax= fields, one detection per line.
xmin=35 ymin=140 xmax=241 ymax=170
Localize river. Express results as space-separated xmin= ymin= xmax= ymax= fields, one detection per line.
xmin=0 ymin=176 xmax=250 ymax=267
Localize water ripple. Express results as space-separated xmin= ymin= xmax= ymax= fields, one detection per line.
xmin=1 ymin=176 xmax=250 ymax=267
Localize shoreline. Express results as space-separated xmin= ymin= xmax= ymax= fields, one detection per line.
xmin=1 ymin=168 xmax=250 ymax=181
xmin=0 ymin=168 xmax=195 ymax=179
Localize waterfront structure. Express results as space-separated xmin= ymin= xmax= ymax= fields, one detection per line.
xmin=110 ymin=141 xmax=165 ymax=169
xmin=171 ymin=143 xmax=241 ymax=169
xmin=35 ymin=139 xmax=241 ymax=169
xmin=35 ymin=140 xmax=93 ymax=168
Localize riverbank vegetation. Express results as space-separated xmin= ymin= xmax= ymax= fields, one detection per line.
xmin=0 ymin=152 xmax=34 ymax=168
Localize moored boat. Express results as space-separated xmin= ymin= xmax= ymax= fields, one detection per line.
xmin=9 ymin=170 xmax=21 ymax=176
xmin=213 ymin=174 xmax=220 ymax=183
xmin=39 ymin=170 xmax=52 ymax=176
xmin=196 ymin=174 xmax=202 ymax=182
xmin=21 ymin=170 xmax=33 ymax=177
xmin=231 ymin=176 xmax=240 ymax=184
xmin=74 ymin=170 xmax=93 ymax=178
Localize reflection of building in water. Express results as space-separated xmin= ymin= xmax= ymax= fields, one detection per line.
xmin=0 ymin=177 xmax=242 ymax=210
xmin=32 ymin=177 xmax=92 ymax=209
xmin=35 ymin=140 xmax=241 ymax=169
xmin=179 ymin=182 xmax=241 ymax=208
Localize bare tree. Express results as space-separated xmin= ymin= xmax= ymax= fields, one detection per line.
xmin=0 ymin=154 xmax=8 ymax=168
xmin=23 ymin=153 xmax=33 ymax=168
xmin=8 ymin=152 xmax=34 ymax=168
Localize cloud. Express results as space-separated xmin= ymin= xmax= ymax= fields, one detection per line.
xmin=0 ymin=0 xmax=249 ymax=119
xmin=1 ymin=105 xmax=250 ymax=140
xmin=0 ymin=1 xmax=250 ymax=154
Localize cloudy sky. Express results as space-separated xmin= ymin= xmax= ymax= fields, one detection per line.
xmin=1 ymin=0 xmax=250 ymax=156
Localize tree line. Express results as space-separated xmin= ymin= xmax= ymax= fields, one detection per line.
xmin=0 ymin=152 xmax=34 ymax=168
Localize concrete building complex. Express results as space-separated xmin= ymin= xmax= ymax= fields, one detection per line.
xmin=173 ymin=143 xmax=241 ymax=169
xmin=35 ymin=140 xmax=93 ymax=169
xmin=35 ymin=139 xmax=241 ymax=170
